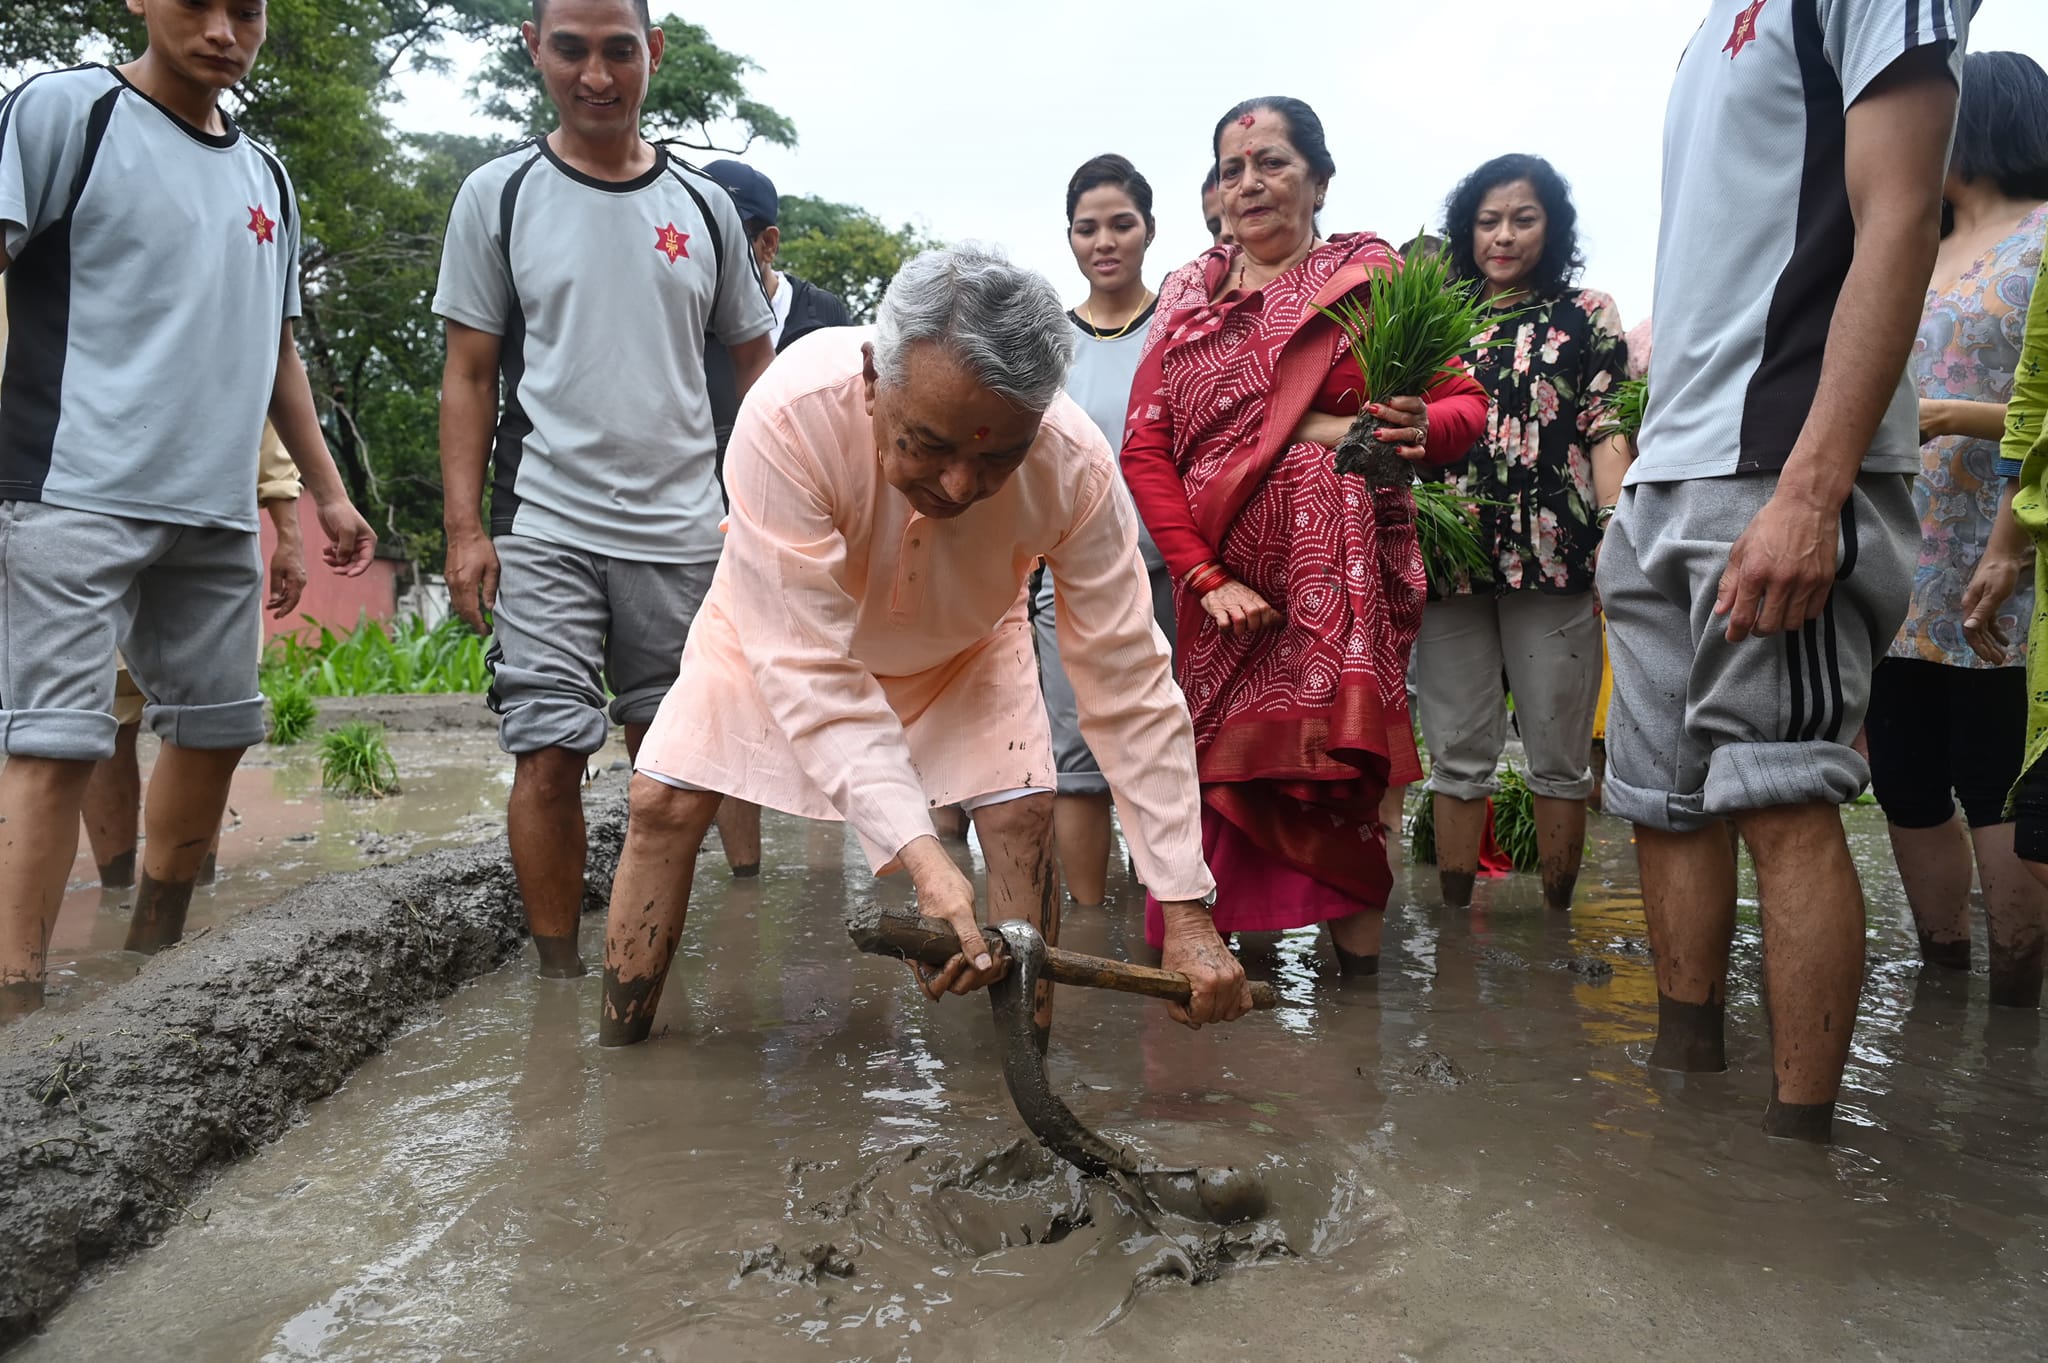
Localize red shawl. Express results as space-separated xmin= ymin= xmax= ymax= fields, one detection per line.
xmin=1121 ymin=235 xmax=1488 ymax=903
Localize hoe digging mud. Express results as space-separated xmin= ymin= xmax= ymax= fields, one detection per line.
xmin=850 ymin=909 xmax=1276 ymax=1225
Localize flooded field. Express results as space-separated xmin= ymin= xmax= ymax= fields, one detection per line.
xmin=36 ymin=728 xmax=624 ymax=1018
xmin=17 ymin=804 xmax=2048 ymax=1361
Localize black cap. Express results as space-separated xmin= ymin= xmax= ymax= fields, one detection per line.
xmin=703 ymin=159 xmax=778 ymax=226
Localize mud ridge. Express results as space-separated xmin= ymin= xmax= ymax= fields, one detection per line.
xmin=0 ymin=774 xmax=628 ymax=1347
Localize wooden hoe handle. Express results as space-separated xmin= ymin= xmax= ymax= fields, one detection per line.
xmin=851 ymin=911 xmax=1280 ymax=1011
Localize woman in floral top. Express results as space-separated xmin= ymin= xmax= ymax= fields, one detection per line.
xmin=1412 ymin=154 xmax=1632 ymax=914
xmin=1863 ymin=52 xmax=2048 ymax=1008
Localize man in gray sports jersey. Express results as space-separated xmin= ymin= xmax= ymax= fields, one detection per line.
xmin=0 ymin=0 xmax=375 ymax=1016
xmin=1596 ymin=0 xmax=1972 ymax=1142
xmin=436 ymin=0 xmax=776 ymax=980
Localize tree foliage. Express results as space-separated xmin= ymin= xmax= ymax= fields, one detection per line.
xmin=777 ymin=195 xmax=938 ymax=324
xmin=470 ymin=12 xmax=795 ymax=152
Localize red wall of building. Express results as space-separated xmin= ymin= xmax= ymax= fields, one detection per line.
xmin=260 ymin=497 xmax=405 ymax=642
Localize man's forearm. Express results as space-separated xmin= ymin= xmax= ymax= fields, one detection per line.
xmin=1778 ymin=219 xmax=1940 ymax=509
xmin=439 ymin=373 xmax=497 ymax=535
xmin=270 ymin=340 xmax=351 ymax=505
xmin=263 ymin=496 xmax=301 ymax=540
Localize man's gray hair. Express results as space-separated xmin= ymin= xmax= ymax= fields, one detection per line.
xmin=872 ymin=245 xmax=1076 ymax=411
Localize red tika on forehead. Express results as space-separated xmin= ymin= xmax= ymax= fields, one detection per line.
xmin=1239 ymin=114 xmax=1256 ymax=128
xmin=973 ymin=426 xmax=991 ymax=441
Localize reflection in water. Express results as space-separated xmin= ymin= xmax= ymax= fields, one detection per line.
xmin=17 ymin=806 xmax=2048 ymax=1361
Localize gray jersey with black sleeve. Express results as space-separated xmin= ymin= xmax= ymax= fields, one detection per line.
xmin=1632 ymin=0 xmax=1969 ymax=486
xmin=433 ymin=140 xmax=774 ymax=564
xmin=0 ymin=64 xmax=302 ymax=532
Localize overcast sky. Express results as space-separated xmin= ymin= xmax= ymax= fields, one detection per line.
xmin=393 ymin=2 xmax=2048 ymax=325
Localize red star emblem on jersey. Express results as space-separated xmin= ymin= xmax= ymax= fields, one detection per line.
xmin=1723 ymin=0 xmax=1768 ymax=58
xmin=246 ymin=204 xmax=276 ymax=245
xmin=654 ymin=222 xmax=690 ymax=264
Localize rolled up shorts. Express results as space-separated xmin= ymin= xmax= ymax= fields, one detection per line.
xmin=486 ymin=534 xmax=716 ymax=756
xmin=1595 ymin=471 xmax=1915 ymax=833
xmin=0 ymin=501 xmax=265 ymax=760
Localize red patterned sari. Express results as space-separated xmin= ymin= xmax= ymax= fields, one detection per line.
xmin=1120 ymin=235 xmax=1488 ymax=944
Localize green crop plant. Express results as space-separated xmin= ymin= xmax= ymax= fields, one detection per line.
xmin=319 ymin=721 xmax=400 ymax=798
xmin=1406 ymin=766 xmax=1541 ymax=874
xmin=1596 ymin=376 xmax=1649 ymax=445
xmin=265 ymin=679 xmax=317 ymax=745
xmin=262 ymin=613 xmax=490 ymax=697
xmin=1412 ymin=482 xmax=1497 ymax=597
xmin=1317 ymin=242 xmax=1515 ymax=487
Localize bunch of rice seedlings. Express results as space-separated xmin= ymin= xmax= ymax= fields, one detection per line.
xmin=1409 ymin=787 xmax=1438 ymax=865
xmin=319 ymin=721 xmax=400 ymax=798
xmin=1596 ymin=377 xmax=1649 ymax=444
xmin=1406 ymin=770 xmax=1542 ymax=873
xmin=265 ymin=678 xmax=318 ymax=745
xmin=1317 ymin=245 xmax=1513 ymax=487
xmin=1492 ymin=766 xmax=1542 ymax=873
xmin=1412 ymin=482 xmax=1496 ymax=596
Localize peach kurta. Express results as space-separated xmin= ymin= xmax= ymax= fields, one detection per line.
xmin=637 ymin=327 xmax=1215 ymax=902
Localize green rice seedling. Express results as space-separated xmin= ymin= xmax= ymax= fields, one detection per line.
xmin=1409 ymin=787 xmax=1438 ymax=865
xmin=320 ymin=721 xmax=400 ymax=798
xmin=1317 ymin=243 xmax=1516 ymax=487
xmin=265 ymin=679 xmax=318 ymax=745
xmin=1412 ymin=481 xmax=1496 ymax=597
xmin=1596 ymin=376 xmax=1649 ymax=445
xmin=1492 ymin=765 xmax=1542 ymax=873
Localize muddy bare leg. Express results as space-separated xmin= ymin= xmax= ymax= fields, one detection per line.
xmin=1051 ymin=792 xmax=1113 ymax=907
xmin=1533 ymin=795 xmax=1586 ymax=911
xmin=1888 ymin=816 xmax=1973 ymax=970
xmin=1974 ymin=823 xmax=2048 ymax=1008
xmin=931 ymin=804 xmax=969 ymax=841
xmin=973 ymin=792 xmax=1058 ymax=1030
xmin=508 ymin=746 xmax=592 ymax=977
xmin=600 ymin=777 xmax=720 ymax=1045
xmin=126 ymin=742 xmax=242 ymax=952
xmin=1740 ymin=802 xmax=1864 ymax=1142
xmin=1329 ymin=908 xmax=1384 ymax=976
xmin=1433 ymin=793 xmax=1486 ymax=908
xmin=80 ymin=722 xmax=140 ymax=888
xmin=1638 ymin=822 xmax=1738 ymax=1073
xmin=1380 ymin=784 xmax=1407 ymax=887
xmin=714 ymin=799 xmax=762 ymax=877
xmin=0 ymin=757 xmax=95 ymax=1016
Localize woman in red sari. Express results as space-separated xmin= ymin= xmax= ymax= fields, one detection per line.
xmin=1121 ymin=96 xmax=1488 ymax=975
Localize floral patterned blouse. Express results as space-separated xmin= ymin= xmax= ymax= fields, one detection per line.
xmin=1891 ymin=205 xmax=2046 ymax=670
xmin=1424 ymin=288 xmax=1629 ymax=596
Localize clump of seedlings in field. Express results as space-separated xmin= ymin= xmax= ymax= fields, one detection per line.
xmin=265 ymin=678 xmax=318 ymax=745
xmin=320 ymin=721 xmax=400 ymax=798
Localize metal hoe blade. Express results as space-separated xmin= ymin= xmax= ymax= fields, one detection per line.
xmin=986 ymin=920 xmax=1269 ymax=1225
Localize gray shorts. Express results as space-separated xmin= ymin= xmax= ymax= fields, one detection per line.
xmin=1412 ymin=590 xmax=1602 ymax=802
xmin=1031 ymin=563 xmax=1175 ymax=796
xmin=0 ymin=501 xmax=264 ymax=760
xmin=486 ymin=535 xmax=715 ymax=756
xmin=1595 ymin=471 xmax=1915 ymax=833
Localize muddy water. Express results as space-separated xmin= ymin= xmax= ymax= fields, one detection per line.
xmin=21 ymin=807 xmax=2048 ymax=1361
xmin=34 ymin=730 xmax=613 ymax=1018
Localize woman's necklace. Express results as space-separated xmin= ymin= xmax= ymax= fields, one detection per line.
xmin=1081 ymin=290 xmax=1154 ymax=341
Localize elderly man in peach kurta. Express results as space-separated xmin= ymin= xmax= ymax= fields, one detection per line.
xmin=601 ymin=248 xmax=1250 ymax=1046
